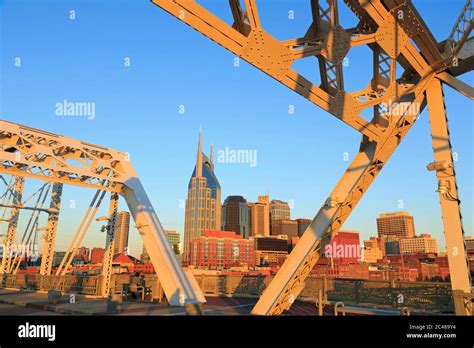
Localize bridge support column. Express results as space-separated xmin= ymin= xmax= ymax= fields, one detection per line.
xmin=1 ymin=176 xmax=24 ymax=282
xmin=426 ymin=79 xmax=472 ymax=316
xmin=40 ymin=183 xmax=63 ymax=275
xmin=101 ymin=192 xmax=118 ymax=297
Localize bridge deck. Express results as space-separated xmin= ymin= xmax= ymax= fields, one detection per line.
xmin=0 ymin=289 xmax=344 ymax=316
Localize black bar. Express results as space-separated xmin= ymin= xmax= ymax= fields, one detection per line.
xmin=0 ymin=315 xmax=472 ymax=346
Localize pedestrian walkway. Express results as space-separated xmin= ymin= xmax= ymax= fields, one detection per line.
xmin=0 ymin=289 xmax=259 ymax=316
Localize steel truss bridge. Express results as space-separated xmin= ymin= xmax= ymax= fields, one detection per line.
xmin=0 ymin=121 xmax=205 ymax=314
xmin=0 ymin=0 xmax=473 ymax=316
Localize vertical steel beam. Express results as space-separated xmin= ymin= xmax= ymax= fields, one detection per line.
xmin=0 ymin=176 xmax=24 ymax=276
xmin=426 ymin=79 xmax=472 ymax=315
xmin=101 ymin=192 xmax=118 ymax=297
xmin=39 ymin=183 xmax=63 ymax=275
xmin=372 ymin=45 xmax=393 ymax=122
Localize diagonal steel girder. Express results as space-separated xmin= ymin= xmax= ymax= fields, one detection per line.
xmin=252 ymin=76 xmax=432 ymax=314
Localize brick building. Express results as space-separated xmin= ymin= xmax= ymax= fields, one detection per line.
xmin=90 ymin=247 xmax=105 ymax=264
xmin=189 ymin=230 xmax=254 ymax=270
xmin=323 ymin=231 xmax=361 ymax=264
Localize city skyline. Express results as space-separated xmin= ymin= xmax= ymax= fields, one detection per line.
xmin=8 ymin=127 xmax=469 ymax=259
xmin=1 ymin=0 xmax=471 ymax=259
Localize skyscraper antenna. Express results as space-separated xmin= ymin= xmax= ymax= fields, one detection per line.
xmin=196 ymin=127 xmax=203 ymax=177
xmin=210 ymin=143 xmax=214 ymax=164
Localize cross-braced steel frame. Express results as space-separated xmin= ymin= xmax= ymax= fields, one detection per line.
xmin=151 ymin=0 xmax=473 ymax=315
xmin=0 ymin=121 xmax=206 ymax=313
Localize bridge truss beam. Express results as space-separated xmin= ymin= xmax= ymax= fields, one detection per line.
xmin=101 ymin=192 xmax=118 ymax=297
xmin=39 ymin=183 xmax=63 ymax=275
xmin=0 ymin=176 xmax=24 ymax=278
xmin=0 ymin=120 xmax=206 ymax=310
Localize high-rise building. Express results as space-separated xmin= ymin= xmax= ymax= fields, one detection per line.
xmin=90 ymin=247 xmax=105 ymax=264
xmin=271 ymin=219 xmax=298 ymax=239
xmin=376 ymin=211 xmax=415 ymax=239
xmin=222 ymin=195 xmax=250 ymax=238
xmin=400 ymin=234 xmax=438 ymax=254
xmin=113 ymin=211 xmax=131 ymax=254
xmin=189 ymin=230 xmax=254 ymax=270
xmin=250 ymin=195 xmax=270 ymax=237
xmin=184 ymin=131 xmax=222 ymax=261
xmin=270 ymin=199 xmax=291 ymax=223
xmin=296 ymin=218 xmax=312 ymax=237
xmin=164 ymin=230 xmax=181 ymax=255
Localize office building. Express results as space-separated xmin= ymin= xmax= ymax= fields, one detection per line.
xmin=250 ymin=195 xmax=270 ymax=237
xmin=271 ymin=219 xmax=298 ymax=239
xmin=384 ymin=240 xmax=401 ymax=255
xmin=222 ymin=195 xmax=250 ymax=238
xmin=376 ymin=211 xmax=415 ymax=239
xmin=251 ymin=235 xmax=288 ymax=267
xmin=164 ymin=230 xmax=181 ymax=255
xmin=323 ymin=230 xmax=361 ymax=264
xmin=400 ymin=234 xmax=438 ymax=254
xmin=184 ymin=131 xmax=222 ymax=261
xmin=363 ymin=237 xmax=384 ymax=263
xmin=270 ymin=199 xmax=290 ymax=223
xmin=189 ymin=230 xmax=254 ymax=270
xmin=113 ymin=211 xmax=131 ymax=255
xmin=296 ymin=218 xmax=312 ymax=237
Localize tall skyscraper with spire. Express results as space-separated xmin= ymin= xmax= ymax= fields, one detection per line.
xmin=183 ymin=130 xmax=222 ymax=261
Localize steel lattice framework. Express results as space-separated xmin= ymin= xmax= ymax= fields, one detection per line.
xmin=151 ymin=0 xmax=473 ymax=315
xmin=0 ymin=120 xmax=206 ymax=312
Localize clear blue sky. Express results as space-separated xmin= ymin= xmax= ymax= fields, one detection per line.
xmin=1 ymin=0 xmax=472 ymax=258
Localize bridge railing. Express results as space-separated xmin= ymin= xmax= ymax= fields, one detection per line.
xmin=2 ymin=273 xmax=101 ymax=296
xmin=1 ymin=273 xmax=455 ymax=313
xmin=192 ymin=274 xmax=454 ymax=313
xmin=321 ymin=278 xmax=454 ymax=313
